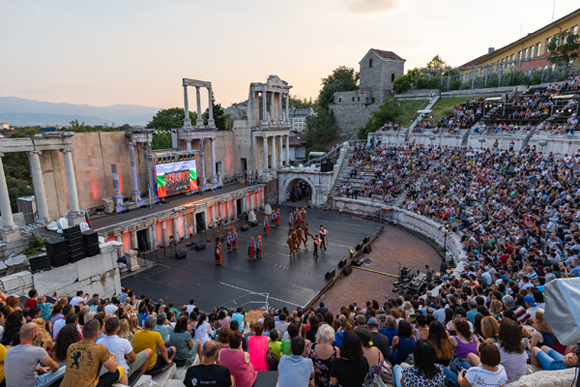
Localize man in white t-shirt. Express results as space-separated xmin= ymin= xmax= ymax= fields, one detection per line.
xmin=97 ymin=317 xmax=153 ymax=377
xmin=53 ymin=304 xmax=74 ymax=338
xmin=69 ymin=291 xmax=87 ymax=307
xmin=104 ymin=299 xmax=120 ymax=315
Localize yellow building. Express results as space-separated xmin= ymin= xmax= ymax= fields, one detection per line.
xmin=459 ymin=8 xmax=580 ymax=79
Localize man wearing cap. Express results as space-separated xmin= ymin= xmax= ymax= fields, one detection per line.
xmin=523 ymin=295 xmax=544 ymax=320
xmin=367 ymin=317 xmax=390 ymax=360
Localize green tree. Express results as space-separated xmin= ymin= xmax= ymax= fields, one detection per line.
xmin=358 ymin=97 xmax=403 ymax=139
xmin=548 ymin=31 xmax=580 ymax=66
xmin=8 ymin=131 xmax=25 ymax=138
xmin=202 ymin=95 xmax=231 ymax=131
xmin=304 ymin=108 xmax=337 ymax=146
xmin=146 ymin=108 xmax=197 ymax=130
xmin=426 ymin=55 xmax=450 ymax=70
xmin=317 ymin=66 xmax=359 ymax=108
xmin=290 ymin=95 xmax=313 ymax=109
xmin=119 ymin=123 xmax=132 ymax=131
xmin=151 ymin=133 xmax=173 ymax=150
xmin=393 ymin=68 xmax=421 ymax=93
xmin=7 ymin=178 xmax=33 ymax=213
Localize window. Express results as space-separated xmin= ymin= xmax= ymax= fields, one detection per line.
xmin=524 ymin=48 xmax=528 ymax=59
xmin=371 ymin=98 xmax=375 ymax=103
xmin=518 ymin=50 xmax=522 ymax=60
xmin=338 ymin=97 xmax=341 ymax=102
xmin=369 ymin=58 xmax=373 ymax=68
xmin=536 ymin=43 xmax=541 ymax=57
xmin=391 ymin=73 xmax=395 ymax=82
xmin=510 ymin=54 xmax=515 ymax=61
xmin=572 ymin=25 xmax=578 ymax=35
xmin=546 ymin=37 xmax=551 ymax=52
xmin=352 ymin=97 xmax=355 ymax=102
xmin=357 ymin=97 xmax=360 ymax=102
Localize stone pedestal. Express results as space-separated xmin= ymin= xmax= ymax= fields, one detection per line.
xmin=125 ymin=249 xmax=140 ymax=272
xmin=1 ymin=229 xmax=22 ymax=244
xmin=132 ymin=191 xmax=141 ymax=204
xmin=5 ymin=254 xmax=29 ymax=275
xmin=114 ymin=195 xmax=124 ymax=213
xmin=65 ymin=212 xmax=85 ymax=226
xmin=102 ymin=198 xmax=115 ymax=214
xmin=248 ymin=210 xmax=257 ymax=223
xmin=264 ymin=204 xmax=272 ymax=216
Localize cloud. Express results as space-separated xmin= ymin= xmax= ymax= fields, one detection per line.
xmin=0 ymin=1 xmax=46 ymax=12
xmin=80 ymin=37 xmax=103 ymax=42
xmin=345 ymin=0 xmax=399 ymax=14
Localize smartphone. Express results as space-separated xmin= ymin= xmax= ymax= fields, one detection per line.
xmin=53 ymin=292 xmax=58 ymax=298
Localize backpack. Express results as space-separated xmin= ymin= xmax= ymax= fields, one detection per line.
xmin=266 ymin=352 xmax=279 ymax=371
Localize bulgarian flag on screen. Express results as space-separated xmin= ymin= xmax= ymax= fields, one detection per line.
xmin=155 ymin=160 xmax=197 ymax=198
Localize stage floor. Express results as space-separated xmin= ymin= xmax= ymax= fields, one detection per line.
xmin=121 ymin=204 xmax=383 ymax=312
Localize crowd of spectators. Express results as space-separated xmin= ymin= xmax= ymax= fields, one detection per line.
xmin=339 ymin=142 xmax=443 ymax=202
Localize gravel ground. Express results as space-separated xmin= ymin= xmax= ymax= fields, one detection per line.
xmin=317 ymin=223 xmax=443 ymax=313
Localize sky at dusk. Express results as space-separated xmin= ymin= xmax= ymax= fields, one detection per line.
xmin=1 ymin=0 xmax=579 ymax=111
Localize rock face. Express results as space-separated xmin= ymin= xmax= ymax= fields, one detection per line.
xmin=5 ymin=254 xmax=29 ymax=275
xmin=102 ymin=198 xmax=115 ymax=214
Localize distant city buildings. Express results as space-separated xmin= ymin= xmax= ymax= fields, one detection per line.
xmin=289 ymin=107 xmax=316 ymax=133
xmin=1 ymin=122 xmax=8 ymax=130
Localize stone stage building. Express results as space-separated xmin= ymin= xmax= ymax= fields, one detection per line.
xmin=330 ymin=48 xmax=405 ymax=135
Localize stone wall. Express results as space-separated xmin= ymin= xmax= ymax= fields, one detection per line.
xmin=360 ymin=54 xmax=405 ymax=91
xmin=0 ymin=241 xmax=122 ymax=298
xmin=330 ymin=90 xmax=386 ymax=135
xmin=263 ymin=179 xmax=278 ymax=205
xmin=409 ymin=132 xmax=465 ymax=148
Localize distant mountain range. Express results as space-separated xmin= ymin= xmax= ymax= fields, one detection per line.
xmin=0 ymin=97 xmax=161 ymax=126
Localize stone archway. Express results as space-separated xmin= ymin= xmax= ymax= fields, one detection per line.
xmin=280 ymin=175 xmax=318 ymax=205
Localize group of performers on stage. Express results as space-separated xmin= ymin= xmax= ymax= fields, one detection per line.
xmin=214 ymin=206 xmax=330 ymax=265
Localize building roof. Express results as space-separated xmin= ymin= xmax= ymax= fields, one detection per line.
xmin=459 ymin=7 xmax=580 ymax=68
xmin=288 ymin=136 xmax=308 ymax=147
xmin=371 ymin=49 xmax=405 ymax=61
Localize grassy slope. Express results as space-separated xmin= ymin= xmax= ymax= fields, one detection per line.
xmin=396 ymin=99 xmax=428 ymax=126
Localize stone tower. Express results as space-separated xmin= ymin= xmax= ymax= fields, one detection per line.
xmin=359 ymin=48 xmax=405 ymax=91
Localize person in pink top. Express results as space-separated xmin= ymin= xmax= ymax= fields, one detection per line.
xmin=247 ymin=322 xmax=269 ymax=371
xmin=219 ymin=331 xmax=257 ymax=387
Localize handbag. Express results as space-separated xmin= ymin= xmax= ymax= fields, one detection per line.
xmin=266 ymin=352 xmax=279 ymax=371
xmin=380 ymin=359 xmax=393 ymax=384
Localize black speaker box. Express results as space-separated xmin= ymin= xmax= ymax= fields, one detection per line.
xmin=325 ymin=268 xmax=336 ymax=279
xmin=363 ymin=244 xmax=372 ymax=254
xmin=250 ymin=220 xmax=259 ymax=227
xmin=241 ymin=224 xmax=250 ymax=231
xmin=176 ymin=251 xmax=187 ymax=259
xmin=63 ymin=225 xmax=81 ymax=235
xmin=45 ymin=237 xmax=67 ymax=256
xmin=351 ymin=257 xmax=364 ymax=267
xmin=195 ymin=242 xmax=206 ymax=250
xmin=343 ymin=266 xmax=353 ymax=276
xmin=50 ymin=251 xmax=70 ymax=268
xmin=82 ymin=230 xmax=99 ymax=246
xmin=85 ymin=244 xmax=100 ymax=257
xmin=29 ymin=255 xmax=51 ymax=273
xmin=338 ymin=257 xmax=348 ymax=268
xmin=67 ymin=240 xmax=84 ymax=252
xmin=363 ymin=235 xmax=370 ymax=244
xmin=320 ymin=163 xmax=334 ymax=172
xmin=355 ymin=242 xmax=364 ymax=251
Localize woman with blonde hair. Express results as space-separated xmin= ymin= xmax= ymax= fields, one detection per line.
xmin=489 ymin=300 xmax=503 ymax=320
xmin=85 ymin=310 xmax=96 ymax=323
xmin=129 ymin=314 xmax=141 ymax=334
xmin=530 ymin=311 xmax=554 ymax=348
xmin=478 ymin=316 xmax=499 ymax=343
xmin=118 ymin=318 xmax=133 ymax=342
xmin=32 ymin=318 xmax=54 ymax=350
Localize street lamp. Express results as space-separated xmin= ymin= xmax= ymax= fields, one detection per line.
xmin=479 ymin=138 xmax=486 ymax=147
xmin=440 ymin=225 xmax=449 ymax=255
xmin=539 ymin=140 xmax=548 ymax=153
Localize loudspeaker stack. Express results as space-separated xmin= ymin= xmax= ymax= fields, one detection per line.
xmin=45 ymin=237 xmax=69 ymax=267
xmin=82 ymin=230 xmax=100 ymax=257
xmin=325 ymin=268 xmax=336 ymax=279
xmin=63 ymin=225 xmax=85 ymax=262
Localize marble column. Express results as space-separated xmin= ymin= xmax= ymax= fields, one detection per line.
xmin=285 ymin=135 xmax=290 ymax=165
xmin=162 ymin=220 xmax=169 ymax=245
xmin=260 ymin=189 xmax=265 ymax=208
xmin=132 ymin=230 xmax=138 ymax=251
xmin=279 ymin=136 xmax=284 ymax=167
xmin=285 ymin=94 xmax=290 ymax=123
xmin=278 ymin=93 xmax=283 ymax=122
xmin=128 ymin=143 xmax=140 ymax=202
xmin=262 ymin=89 xmax=267 ymax=123
xmin=270 ymin=92 xmax=275 ymax=122
xmin=271 ymin=136 xmax=276 ymax=170
xmin=199 ymin=140 xmax=206 ymax=190
xmin=116 ymin=235 xmax=124 ymax=258
xmin=233 ymin=199 xmax=238 ymax=218
xmin=183 ymin=85 xmax=191 ymax=127
xmin=28 ymin=151 xmax=50 ymax=224
xmin=61 ymin=149 xmax=81 ymax=215
xmin=195 ymin=86 xmax=203 ymax=127
xmin=173 ymin=217 xmax=179 ymax=240
xmin=207 ymin=88 xmax=215 ymax=127
xmin=192 ymin=211 xmax=197 ymax=235
xmin=211 ymin=138 xmax=217 ymax=186
xmin=150 ymin=225 xmax=157 ymax=249
xmin=263 ymin=136 xmax=269 ymax=171
xmin=0 ymin=153 xmax=16 ymax=231
xmin=186 ymin=140 xmax=192 ymax=151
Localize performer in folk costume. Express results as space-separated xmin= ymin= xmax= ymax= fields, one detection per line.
xmin=313 ymin=236 xmax=321 ymax=258
xmin=295 ymin=211 xmax=302 ymax=227
xmin=295 ymin=206 xmax=300 ymax=215
xmin=301 ymin=206 xmax=306 ymax=222
xmin=264 ymin=216 xmax=269 ymax=235
xmin=319 ymin=225 xmax=329 ymax=251
xmin=248 ymin=237 xmax=255 ymax=260
xmin=297 ymin=226 xmax=307 ymax=248
xmin=226 ymin=231 xmax=233 ymax=252
xmin=271 ymin=210 xmax=276 ymax=227
xmin=304 ymin=223 xmax=315 ymax=241
xmin=256 ymin=235 xmax=263 ymax=258
xmin=232 ymin=228 xmax=238 ymax=250
xmin=287 ymin=233 xmax=296 ymax=257
xmin=289 ymin=212 xmax=294 ymax=229
xmin=291 ymin=230 xmax=301 ymax=253
xmin=276 ymin=209 xmax=281 ymax=226
xmin=215 ymin=238 xmax=223 ymax=265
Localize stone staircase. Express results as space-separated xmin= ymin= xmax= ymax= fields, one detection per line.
xmin=406 ymin=95 xmax=440 ymax=141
